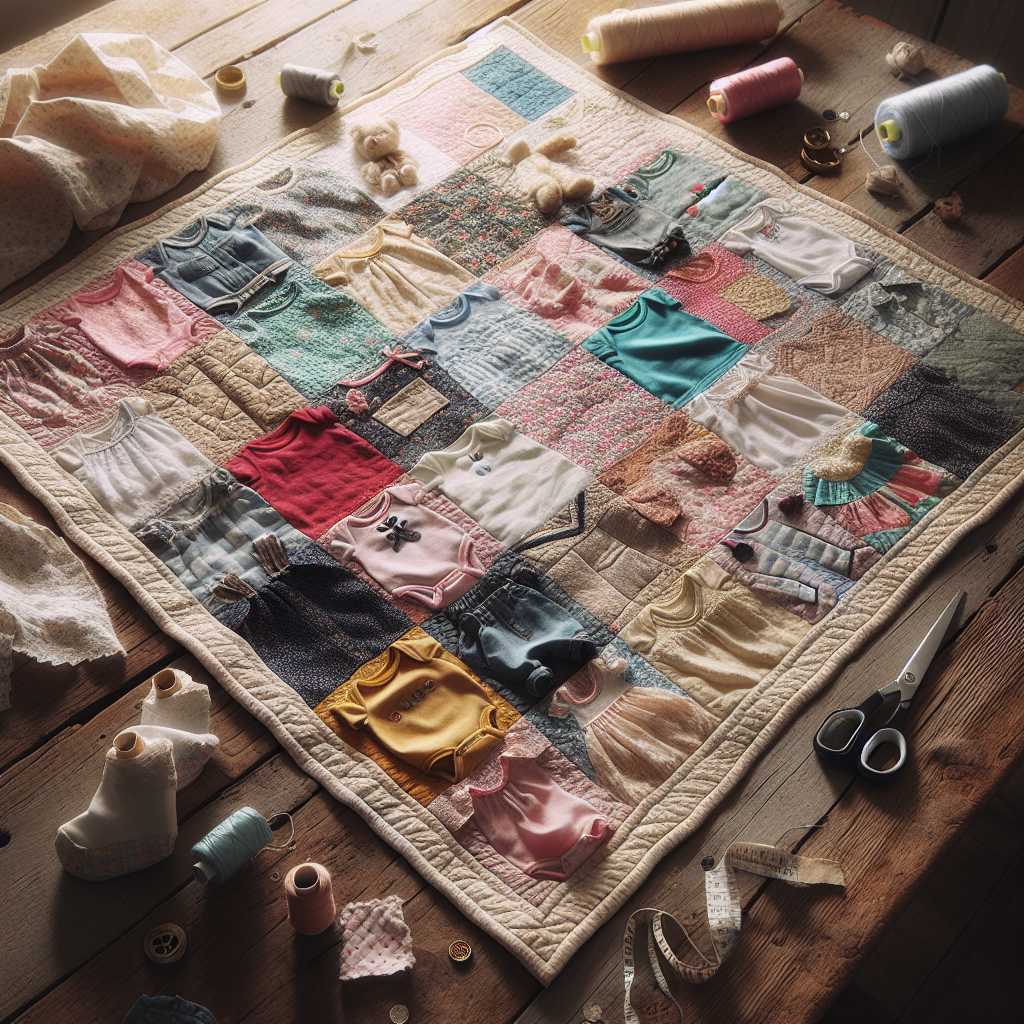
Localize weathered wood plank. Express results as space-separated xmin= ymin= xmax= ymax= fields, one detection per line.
xmin=669 ymin=2 xmax=960 ymax=186
xmin=13 ymin=788 xmax=541 ymax=1024
xmin=515 ymin=492 xmax=1024 ymax=1024
xmin=0 ymin=660 xmax=293 ymax=1021
xmin=901 ymin=132 xmax=1024 ymax=279
xmin=174 ymin=0 xmax=358 ymax=80
xmin=828 ymin=770 xmax=1023 ymax=1023
xmin=512 ymin=0 xmax=821 ymax=98
xmin=0 ymin=0 xmax=267 ymax=68
xmin=983 ymin=244 xmax=1024 ymax=303
xmin=196 ymin=0 xmax=532 ymax=182
xmin=686 ymin=569 xmax=1024 ymax=1024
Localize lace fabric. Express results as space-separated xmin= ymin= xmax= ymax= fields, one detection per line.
xmin=0 ymin=502 xmax=123 ymax=709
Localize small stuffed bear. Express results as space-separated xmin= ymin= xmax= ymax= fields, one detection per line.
xmin=506 ymin=133 xmax=594 ymax=214
xmin=350 ymin=117 xmax=419 ymax=197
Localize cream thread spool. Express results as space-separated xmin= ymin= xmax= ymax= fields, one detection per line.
xmin=277 ymin=64 xmax=344 ymax=107
xmin=582 ymin=0 xmax=781 ymax=66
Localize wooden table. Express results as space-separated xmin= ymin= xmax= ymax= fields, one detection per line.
xmin=2 ymin=3 xmax=1022 ymax=1023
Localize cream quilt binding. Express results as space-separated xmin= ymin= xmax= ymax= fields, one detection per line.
xmin=2 ymin=22 xmax=1022 ymax=983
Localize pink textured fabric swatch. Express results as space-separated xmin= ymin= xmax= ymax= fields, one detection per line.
xmin=483 ymin=224 xmax=650 ymax=343
xmin=658 ymin=274 xmax=771 ymax=345
xmin=389 ymin=74 xmax=528 ymax=165
xmin=496 ymin=347 xmax=672 ymax=473
xmin=61 ymin=260 xmax=220 ymax=371
xmin=338 ymin=895 xmax=415 ymax=981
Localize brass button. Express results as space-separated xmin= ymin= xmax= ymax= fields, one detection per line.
xmin=449 ymin=939 xmax=472 ymax=963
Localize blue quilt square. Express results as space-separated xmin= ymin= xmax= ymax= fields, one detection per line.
xmin=462 ymin=46 xmax=574 ymax=120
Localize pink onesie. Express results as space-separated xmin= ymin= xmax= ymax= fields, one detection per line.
xmin=330 ymin=484 xmax=485 ymax=609
xmin=469 ymin=755 xmax=612 ymax=881
xmin=62 ymin=261 xmax=212 ymax=371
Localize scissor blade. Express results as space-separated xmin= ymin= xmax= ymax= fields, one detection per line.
xmin=900 ymin=591 xmax=965 ymax=697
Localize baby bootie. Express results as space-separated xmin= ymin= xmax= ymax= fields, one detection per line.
xmin=141 ymin=668 xmax=212 ymax=734
xmin=55 ymin=731 xmax=178 ymax=881
xmin=139 ymin=669 xmax=218 ymax=787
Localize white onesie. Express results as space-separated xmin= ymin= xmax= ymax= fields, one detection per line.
xmin=410 ymin=417 xmax=593 ymax=544
xmin=720 ymin=199 xmax=873 ymax=295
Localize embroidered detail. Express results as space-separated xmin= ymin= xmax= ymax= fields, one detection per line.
xmin=376 ymin=515 xmax=421 ymax=551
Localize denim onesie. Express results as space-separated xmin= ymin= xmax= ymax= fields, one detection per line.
xmin=140 ymin=212 xmax=292 ymax=314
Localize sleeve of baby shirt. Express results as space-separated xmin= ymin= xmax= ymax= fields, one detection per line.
xmin=328 ymin=684 xmax=369 ymax=729
xmin=617 ymin=609 xmax=657 ymax=655
xmin=409 ymin=453 xmax=444 ymax=492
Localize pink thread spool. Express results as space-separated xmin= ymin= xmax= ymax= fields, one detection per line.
xmin=707 ymin=57 xmax=804 ymax=124
xmin=284 ymin=862 xmax=336 ymax=935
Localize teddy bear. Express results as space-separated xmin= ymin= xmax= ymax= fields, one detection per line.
xmin=350 ymin=117 xmax=419 ymax=197
xmin=505 ymin=133 xmax=594 ymax=214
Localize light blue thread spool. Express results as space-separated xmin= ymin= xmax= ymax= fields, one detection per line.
xmin=874 ymin=64 xmax=1008 ymax=161
xmin=191 ymin=806 xmax=273 ymax=884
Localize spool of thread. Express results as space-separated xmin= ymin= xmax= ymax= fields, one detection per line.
xmin=277 ymin=64 xmax=344 ymax=107
xmin=581 ymin=0 xmax=780 ymax=66
xmin=191 ymin=806 xmax=273 ymax=884
xmin=284 ymin=862 xmax=336 ymax=935
xmin=707 ymin=57 xmax=803 ymax=123
xmin=874 ymin=64 xmax=1008 ymax=160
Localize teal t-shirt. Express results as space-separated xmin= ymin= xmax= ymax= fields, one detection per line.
xmin=584 ymin=288 xmax=748 ymax=408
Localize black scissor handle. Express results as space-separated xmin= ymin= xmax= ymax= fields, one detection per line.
xmin=813 ymin=690 xmax=887 ymax=766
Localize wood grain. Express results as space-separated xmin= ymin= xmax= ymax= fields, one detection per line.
xmin=12 ymin=788 xmax=541 ymax=1024
xmin=983 ymin=244 xmax=1024 ymax=302
xmin=1 ymin=737 xmax=308 ymax=1020
xmin=515 ymin=492 xmax=1024 ymax=1024
xmin=902 ymin=132 xmax=1024 ymax=278
xmin=0 ymin=0 xmax=267 ymax=67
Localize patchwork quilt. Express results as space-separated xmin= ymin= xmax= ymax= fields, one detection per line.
xmin=3 ymin=22 xmax=1023 ymax=982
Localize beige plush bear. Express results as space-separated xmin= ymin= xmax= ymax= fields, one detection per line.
xmin=350 ymin=117 xmax=419 ymax=197
xmin=506 ymin=133 xmax=594 ymax=215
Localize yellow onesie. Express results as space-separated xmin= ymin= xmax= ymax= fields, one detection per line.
xmin=327 ymin=633 xmax=506 ymax=782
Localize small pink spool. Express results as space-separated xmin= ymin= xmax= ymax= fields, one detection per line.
xmin=284 ymin=862 xmax=336 ymax=935
xmin=707 ymin=57 xmax=804 ymax=124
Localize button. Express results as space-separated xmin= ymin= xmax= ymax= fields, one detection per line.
xmin=449 ymin=939 xmax=472 ymax=963
xmin=144 ymin=923 xmax=187 ymax=964
xmin=584 ymin=1002 xmax=604 ymax=1022
xmin=389 ymin=1006 xmax=410 ymax=1024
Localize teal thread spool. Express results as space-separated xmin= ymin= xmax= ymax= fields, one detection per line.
xmin=874 ymin=64 xmax=1008 ymax=161
xmin=191 ymin=807 xmax=273 ymax=884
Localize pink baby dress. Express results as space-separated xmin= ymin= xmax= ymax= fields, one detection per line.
xmin=469 ymin=754 xmax=612 ymax=880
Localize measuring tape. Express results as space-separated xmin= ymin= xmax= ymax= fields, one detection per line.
xmin=622 ymin=843 xmax=845 ymax=1024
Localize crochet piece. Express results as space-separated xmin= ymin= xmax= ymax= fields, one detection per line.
xmin=338 ymin=896 xmax=416 ymax=981
xmin=2 ymin=23 xmax=1022 ymax=985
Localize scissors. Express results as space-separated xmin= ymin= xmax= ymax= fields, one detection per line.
xmin=814 ymin=590 xmax=965 ymax=781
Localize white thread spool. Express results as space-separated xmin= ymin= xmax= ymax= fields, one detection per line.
xmin=277 ymin=64 xmax=344 ymax=107
xmin=581 ymin=0 xmax=780 ymax=66
xmin=874 ymin=64 xmax=1008 ymax=160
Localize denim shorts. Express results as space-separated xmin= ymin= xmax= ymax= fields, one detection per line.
xmin=451 ymin=579 xmax=598 ymax=699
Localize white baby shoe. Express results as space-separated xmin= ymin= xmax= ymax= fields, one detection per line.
xmin=55 ymin=731 xmax=178 ymax=881
xmin=139 ymin=668 xmax=218 ymax=788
